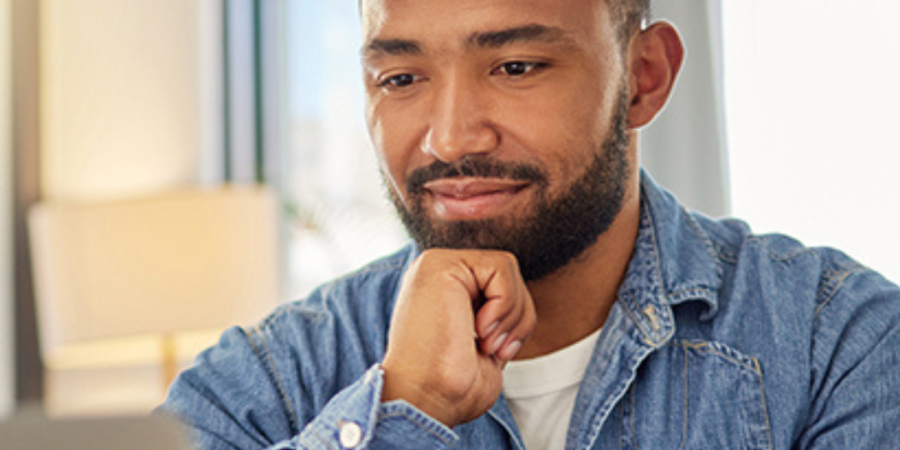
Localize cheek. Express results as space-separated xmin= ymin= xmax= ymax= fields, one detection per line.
xmin=367 ymin=100 xmax=423 ymax=202
xmin=506 ymin=86 xmax=612 ymax=186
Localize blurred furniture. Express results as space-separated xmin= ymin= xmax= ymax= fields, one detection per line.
xmin=0 ymin=413 xmax=193 ymax=450
xmin=28 ymin=187 xmax=280 ymax=417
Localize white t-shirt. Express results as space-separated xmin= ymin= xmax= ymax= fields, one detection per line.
xmin=502 ymin=329 xmax=602 ymax=450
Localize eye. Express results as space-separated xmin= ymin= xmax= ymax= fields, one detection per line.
xmin=493 ymin=61 xmax=547 ymax=77
xmin=377 ymin=73 xmax=421 ymax=90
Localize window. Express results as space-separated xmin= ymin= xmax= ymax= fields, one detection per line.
xmin=280 ymin=1 xmax=407 ymax=299
xmin=723 ymin=1 xmax=900 ymax=282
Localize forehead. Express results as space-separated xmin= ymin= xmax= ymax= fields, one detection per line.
xmin=361 ymin=0 xmax=614 ymax=51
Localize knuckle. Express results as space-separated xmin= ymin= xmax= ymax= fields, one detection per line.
xmin=497 ymin=251 xmax=519 ymax=269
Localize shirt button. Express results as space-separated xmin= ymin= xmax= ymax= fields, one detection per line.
xmin=339 ymin=421 xmax=363 ymax=448
xmin=643 ymin=305 xmax=661 ymax=332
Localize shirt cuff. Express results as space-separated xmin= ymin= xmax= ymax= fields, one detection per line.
xmin=294 ymin=364 xmax=459 ymax=450
xmin=371 ymin=400 xmax=459 ymax=448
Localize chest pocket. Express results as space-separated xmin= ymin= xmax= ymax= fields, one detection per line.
xmin=621 ymin=340 xmax=772 ymax=450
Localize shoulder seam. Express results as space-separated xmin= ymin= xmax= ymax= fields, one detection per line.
xmin=245 ymin=325 xmax=302 ymax=435
xmin=743 ymin=235 xmax=814 ymax=262
xmin=814 ymin=263 xmax=866 ymax=317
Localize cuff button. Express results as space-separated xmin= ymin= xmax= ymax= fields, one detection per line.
xmin=339 ymin=421 xmax=363 ymax=448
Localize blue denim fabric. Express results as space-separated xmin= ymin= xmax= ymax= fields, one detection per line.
xmin=159 ymin=171 xmax=900 ymax=449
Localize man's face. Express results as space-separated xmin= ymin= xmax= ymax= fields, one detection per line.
xmin=361 ymin=0 xmax=636 ymax=280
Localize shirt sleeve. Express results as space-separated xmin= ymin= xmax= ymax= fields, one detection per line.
xmin=158 ymin=327 xmax=459 ymax=450
xmin=799 ymin=266 xmax=900 ymax=449
xmin=292 ymin=365 xmax=459 ymax=450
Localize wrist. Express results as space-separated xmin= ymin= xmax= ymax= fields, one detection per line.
xmin=381 ymin=364 xmax=460 ymax=428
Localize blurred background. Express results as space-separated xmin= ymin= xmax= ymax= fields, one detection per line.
xmin=1 ymin=0 xmax=899 ymax=420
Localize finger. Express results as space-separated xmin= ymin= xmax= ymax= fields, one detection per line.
xmin=471 ymin=252 xmax=526 ymax=337
xmin=496 ymin=301 xmax=536 ymax=361
xmin=450 ymin=250 xmax=534 ymax=360
xmin=475 ymin=292 xmax=517 ymax=340
xmin=497 ymin=338 xmax=524 ymax=361
xmin=476 ymin=282 xmax=535 ymax=359
xmin=473 ymin=270 xmax=523 ymax=340
xmin=478 ymin=294 xmax=524 ymax=354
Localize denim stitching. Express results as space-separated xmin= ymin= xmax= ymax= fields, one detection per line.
xmin=648 ymin=202 xmax=678 ymax=346
xmin=304 ymin=425 xmax=340 ymax=450
xmin=486 ymin=409 xmax=526 ymax=450
xmin=378 ymin=409 xmax=455 ymax=446
xmin=617 ymin=397 xmax=624 ymax=450
xmin=711 ymin=238 xmax=739 ymax=265
xmin=670 ymin=341 xmax=772 ymax=450
xmin=244 ymin=326 xmax=261 ymax=358
xmin=754 ymin=356 xmax=775 ymax=450
xmin=814 ymin=265 xmax=862 ymax=317
xmin=678 ymin=344 xmax=688 ymax=450
xmin=683 ymin=207 xmax=720 ymax=263
xmin=586 ymin=343 xmax=653 ymax=449
xmin=630 ymin=380 xmax=640 ymax=450
xmin=743 ymin=235 xmax=811 ymax=262
xmin=252 ymin=326 xmax=302 ymax=435
xmin=677 ymin=341 xmax=760 ymax=373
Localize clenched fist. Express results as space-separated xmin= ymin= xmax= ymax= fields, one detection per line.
xmin=381 ymin=249 xmax=537 ymax=428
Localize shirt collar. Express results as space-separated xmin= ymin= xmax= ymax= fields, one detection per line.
xmin=616 ymin=170 xmax=723 ymax=347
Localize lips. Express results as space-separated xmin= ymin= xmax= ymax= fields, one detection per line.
xmin=422 ymin=177 xmax=530 ymax=220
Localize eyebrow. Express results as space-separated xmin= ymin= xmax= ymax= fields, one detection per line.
xmin=362 ymin=23 xmax=575 ymax=61
xmin=363 ymin=39 xmax=423 ymax=58
xmin=467 ymin=24 xmax=574 ymax=49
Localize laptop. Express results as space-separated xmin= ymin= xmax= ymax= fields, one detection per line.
xmin=0 ymin=413 xmax=193 ymax=450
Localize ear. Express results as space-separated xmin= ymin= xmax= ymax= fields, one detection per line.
xmin=626 ymin=22 xmax=684 ymax=129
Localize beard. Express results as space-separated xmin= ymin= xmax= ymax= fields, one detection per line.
xmin=386 ymin=87 xmax=631 ymax=282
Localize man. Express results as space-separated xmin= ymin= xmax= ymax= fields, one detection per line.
xmin=160 ymin=0 xmax=900 ymax=448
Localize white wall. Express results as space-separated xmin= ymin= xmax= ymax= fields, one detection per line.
xmin=724 ymin=1 xmax=900 ymax=283
xmin=1 ymin=0 xmax=14 ymax=420
xmin=41 ymin=0 xmax=223 ymax=202
xmin=641 ymin=0 xmax=729 ymax=217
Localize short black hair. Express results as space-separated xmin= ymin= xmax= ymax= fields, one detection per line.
xmin=609 ymin=0 xmax=651 ymax=48
xmin=359 ymin=0 xmax=651 ymax=49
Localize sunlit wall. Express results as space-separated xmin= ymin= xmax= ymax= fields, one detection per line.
xmin=724 ymin=1 xmax=900 ymax=283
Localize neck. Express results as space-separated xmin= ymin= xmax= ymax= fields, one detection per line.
xmin=515 ymin=174 xmax=641 ymax=360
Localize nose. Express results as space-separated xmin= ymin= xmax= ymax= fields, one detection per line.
xmin=422 ymin=77 xmax=499 ymax=163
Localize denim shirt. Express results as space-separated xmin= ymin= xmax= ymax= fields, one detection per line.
xmin=160 ymin=172 xmax=900 ymax=449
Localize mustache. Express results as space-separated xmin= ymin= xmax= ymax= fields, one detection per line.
xmin=406 ymin=158 xmax=547 ymax=192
